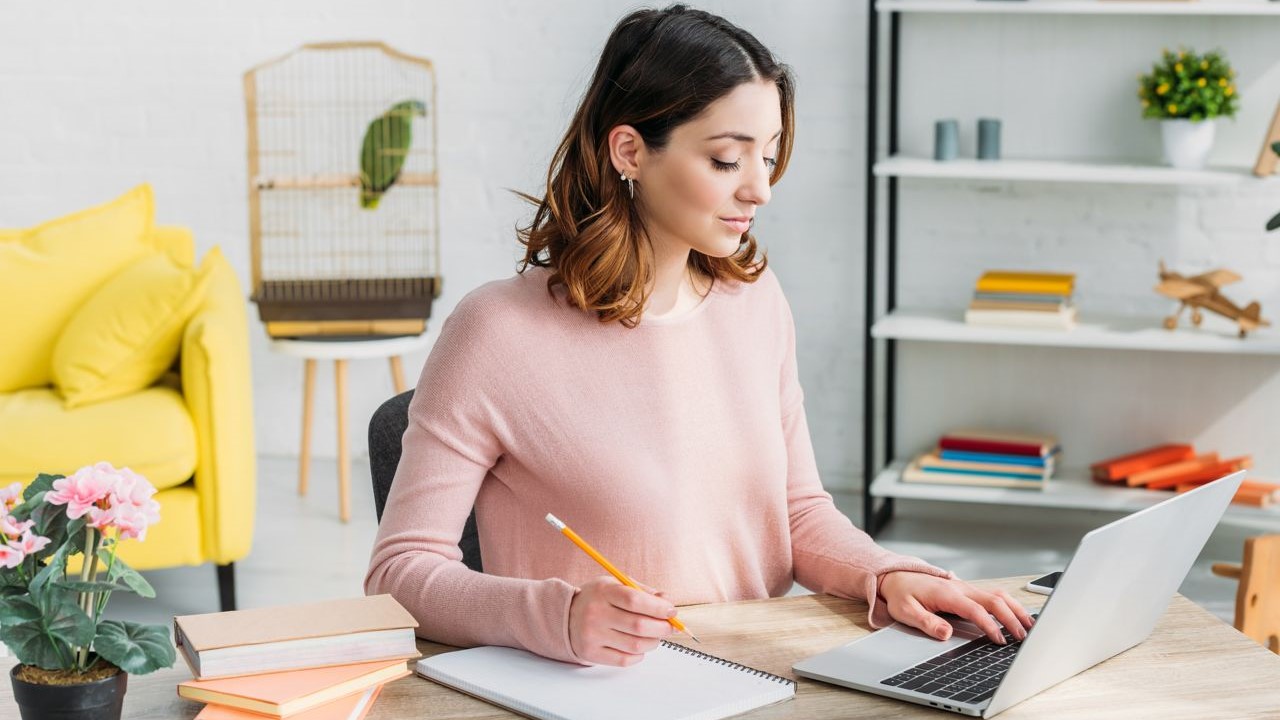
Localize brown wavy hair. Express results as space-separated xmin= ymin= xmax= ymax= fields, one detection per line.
xmin=516 ymin=4 xmax=796 ymax=327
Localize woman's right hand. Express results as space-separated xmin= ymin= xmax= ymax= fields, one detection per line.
xmin=568 ymin=575 xmax=675 ymax=666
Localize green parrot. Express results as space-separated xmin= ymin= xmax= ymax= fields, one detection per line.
xmin=359 ymin=99 xmax=427 ymax=210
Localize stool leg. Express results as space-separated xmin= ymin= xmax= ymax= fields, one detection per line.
xmin=390 ymin=355 xmax=407 ymax=394
xmin=335 ymin=358 xmax=350 ymax=523
xmin=299 ymin=358 xmax=316 ymax=496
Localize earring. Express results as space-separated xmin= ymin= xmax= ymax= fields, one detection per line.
xmin=620 ymin=171 xmax=634 ymax=199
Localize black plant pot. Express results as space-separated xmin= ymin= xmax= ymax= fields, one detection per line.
xmin=10 ymin=666 xmax=127 ymax=720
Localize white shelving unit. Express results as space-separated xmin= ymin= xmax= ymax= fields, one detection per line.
xmin=873 ymin=308 xmax=1280 ymax=355
xmin=871 ymin=462 xmax=1280 ymax=529
xmin=861 ymin=3 xmax=1280 ymax=534
xmin=874 ymin=156 xmax=1269 ymax=186
xmin=877 ymin=0 xmax=1280 ymax=17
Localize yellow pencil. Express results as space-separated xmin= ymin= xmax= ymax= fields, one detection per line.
xmin=545 ymin=513 xmax=700 ymax=643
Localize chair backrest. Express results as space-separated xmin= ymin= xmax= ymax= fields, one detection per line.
xmin=368 ymin=390 xmax=483 ymax=572
xmin=1235 ymin=534 xmax=1280 ymax=654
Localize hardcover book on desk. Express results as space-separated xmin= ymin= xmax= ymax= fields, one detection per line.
xmin=180 ymin=659 xmax=408 ymax=717
xmin=174 ymin=595 xmax=419 ymax=680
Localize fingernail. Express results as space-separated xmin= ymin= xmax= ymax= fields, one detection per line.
xmin=666 ymin=608 xmax=677 ymax=619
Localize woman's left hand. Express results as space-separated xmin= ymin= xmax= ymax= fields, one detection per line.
xmin=878 ymin=571 xmax=1036 ymax=645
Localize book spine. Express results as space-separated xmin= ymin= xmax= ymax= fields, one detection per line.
xmin=1145 ymin=456 xmax=1251 ymax=490
xmin=939 ymin=449 xmax=1050 ymax=467
xmin=973 ymin=292 xmax=1073 ymax=304
xmin=975 ymin=280 xmax=1074 ymax=295
xmin=1125 ymin=454 xmax=1220 ymax=487
xmin=1090 ymin=443 xmax=1196 ymax=482
xmin=940 ymin=437 xmax=1049 ymax=458
xmin=912 ymin=465 xmax=1047 ymax=481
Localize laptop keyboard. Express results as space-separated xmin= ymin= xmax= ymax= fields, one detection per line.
xmin=880 ymin=614 xmax=1039 ymax=706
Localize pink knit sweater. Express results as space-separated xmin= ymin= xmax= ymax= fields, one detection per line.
xmin=365 ymin=266 xmax=952 ymax=663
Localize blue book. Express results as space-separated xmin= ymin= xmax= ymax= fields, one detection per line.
xmin=915 ymin=465 xmax=1045 ymax=481
xmin=940 ymin=449 xmax=1049 ymax=468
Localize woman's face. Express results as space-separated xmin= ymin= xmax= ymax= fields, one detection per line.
xmin=636 ymin=79 xmax=782 ymax=259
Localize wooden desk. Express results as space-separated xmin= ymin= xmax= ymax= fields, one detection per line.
xmin=4 ymin=576 xmax=1279 ymax=718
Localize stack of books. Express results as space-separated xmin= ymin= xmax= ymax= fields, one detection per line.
xmin=174 ymin=595 xmax=420 ymax=720
xmin=903 ymin=429 xmax=1060 ymax=490
xmin=964 ymin=270 xmax=1077 ymax=330
xmin=1091 ymin=443 xmax=1280 ymax=507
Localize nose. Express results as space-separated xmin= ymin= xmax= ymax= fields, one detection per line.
xmin=737 ymin=157 xmax=772 ymax=207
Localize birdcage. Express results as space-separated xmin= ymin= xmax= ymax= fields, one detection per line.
xmin=244 ymin=41 xmax=441 ymax=339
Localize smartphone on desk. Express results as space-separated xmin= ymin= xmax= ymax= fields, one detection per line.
xmin=1025 ymin=571 xmax=1062 ymax=595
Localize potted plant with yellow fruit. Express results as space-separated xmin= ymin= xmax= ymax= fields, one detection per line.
xmin=1138 ymin=48 xmax=1239 ymax=170
xmin=0 ymin=463 xmax=174 ymax=719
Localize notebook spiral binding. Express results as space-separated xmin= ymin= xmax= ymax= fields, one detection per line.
xmin=662 ymin=641 xmax=796 ymax=688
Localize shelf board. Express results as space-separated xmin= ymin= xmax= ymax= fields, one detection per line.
xmin=871 ymin=461 xmax=1280 ymax=525
xmin=872 ymin=308 xmax=1280 ymax=355
xmin=873 ymin=156 xmax=1268 ymax=186
xmin=877 ymin=0 xmax=1280 ymax=16
xmin=254 ymin=172 xmax=438 ymax=190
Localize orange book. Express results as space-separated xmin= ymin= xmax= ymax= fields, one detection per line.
xmin=1090 ymin=443 xmax=1195 ymax=482
xmin=1125 ymin=453 xmax=1219 ymax=487
xmin=1145 ymin=456 xmax=1251 ymax=491
xmin=195 ymin=685 xmax=382 ymax=720
xmin=1176 ymin=480 xmax=1280 ymax=506
xmin=178 ymin=659 xmax=409 ymax=718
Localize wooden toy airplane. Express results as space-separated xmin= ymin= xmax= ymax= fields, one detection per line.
xmin=1155 ymin=261 xmax=1270 ymax=338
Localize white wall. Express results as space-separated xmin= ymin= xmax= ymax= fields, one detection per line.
xmin=0 ymin=1 xmax=868 ymax=485
xmin=5 ymin=3 xmax=1279 ymax=491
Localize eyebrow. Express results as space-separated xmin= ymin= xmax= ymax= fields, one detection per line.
xmin=704 ymin=129 xmax=783 ymax=143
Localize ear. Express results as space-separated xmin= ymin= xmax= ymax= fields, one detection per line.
xmin=608 ymin=125 xmax=646 ymax=179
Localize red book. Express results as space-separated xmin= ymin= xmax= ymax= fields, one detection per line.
xmin=1090 ymin=443 xmax=1195 ymax=482
xmin=939 ymin=430 xmax=1058 ymax=459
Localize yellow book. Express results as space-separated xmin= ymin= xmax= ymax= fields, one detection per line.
xmin=975 ymin=271 xmax=1075 ymax=296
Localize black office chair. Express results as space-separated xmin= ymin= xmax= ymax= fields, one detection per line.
xmin=368 ymin=390 xmax=484 ymax=572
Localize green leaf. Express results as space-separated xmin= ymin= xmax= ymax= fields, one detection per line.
xmin=97 ymin=551 xmax=154 ymax=599
xmin=0 ymin=593 xmax=94 ymax=670
xmin=22 ymin=474 xmax=61 ymax=503
xmin=93 ymin=620 xmax=175 ymax=675
xmin=53 ymin=580 xmax=132 ymax=595
xmin=0 ymin=596 xmax=41 ymax=626
xmin=1267 ymin=211 xmax=1280 ymax=232
xmin=1271 ymin=141 xmax=1280 ymax=157
xmin=29 ymin=540 xmax=75 ymax=604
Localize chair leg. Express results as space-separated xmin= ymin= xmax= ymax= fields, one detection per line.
xmin=335 ymin=359 xmax=350 ymax=523
xmin=216 ymin=563 xmax=236 ymax=612
xmin=390 ymin=355 xmax=407 ymax=394
xmin=299 ymin=358 xmax=316 ymax=496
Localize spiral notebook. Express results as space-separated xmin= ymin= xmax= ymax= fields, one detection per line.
xmin=415 ymin=640 xmax=796 ymax=720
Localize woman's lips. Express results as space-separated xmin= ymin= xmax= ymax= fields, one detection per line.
xmin=720 ymin=217 xmax=751 ymax=233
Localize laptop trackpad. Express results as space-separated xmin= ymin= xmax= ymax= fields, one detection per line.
xmin=795 ymin=614 xmax=985 ymax=685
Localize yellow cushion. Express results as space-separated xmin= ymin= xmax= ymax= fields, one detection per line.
xmin=0 ymin=386 xmax=196 ymax=492
xmin=52 ymin=248 xmax=218 ymax=408
xmin=0 ymin=185 xmax=156 ymax=392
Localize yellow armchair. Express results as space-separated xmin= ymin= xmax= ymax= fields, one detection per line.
xmin=0 ymin=223 xmax=255 ymax=611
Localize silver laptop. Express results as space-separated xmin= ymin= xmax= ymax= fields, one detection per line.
xmin=793 ymin=470 xmax=1245 ymax=717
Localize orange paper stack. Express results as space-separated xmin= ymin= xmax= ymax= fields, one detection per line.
xmin=1090 ymin=443 xmax=1279 ymax=507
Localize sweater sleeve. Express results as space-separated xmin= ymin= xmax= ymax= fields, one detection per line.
xmin=364 ymin=294 xmax=581 ymax=662
xmin=774 ymin=280 xmax=955 ymax=628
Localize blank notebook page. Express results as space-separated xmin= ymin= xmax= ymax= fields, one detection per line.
xmin=416 ymin=640 xmax=796 ymax=720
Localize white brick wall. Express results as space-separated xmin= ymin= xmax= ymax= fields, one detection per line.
xmin=3 ymin=2 xmax=1277 ymax=490
xmin=0 ymin=1 xmax=868 ymax=487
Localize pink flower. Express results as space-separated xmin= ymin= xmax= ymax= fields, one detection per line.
xmin=0 ymin=515 xmax=33 ymax=539
xmin=97 ymin=501 xmax=159 ymax=541
xmin=0 ymin=544 xmax=23 ymax=569
xmin=8 ymin=531 xmax=49 ymax=556
xmin=45 ymin=462 xmax=121 ymax=519
xmin=0 ymin=482 xmax=21 ymax=512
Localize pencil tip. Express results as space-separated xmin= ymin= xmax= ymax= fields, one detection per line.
xmin=689 ymin=633 xmax=702 ymax=643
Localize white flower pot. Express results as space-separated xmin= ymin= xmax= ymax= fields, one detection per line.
xmin=1160 ymin=119 xmax=1216 ymax=170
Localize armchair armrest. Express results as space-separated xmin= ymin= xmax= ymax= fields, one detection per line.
xmin=181 ymin=247 xmax=256 ymax=563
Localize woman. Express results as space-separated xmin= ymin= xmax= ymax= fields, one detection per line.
xmin=366 ymin=4 xmax=1034 ymax=667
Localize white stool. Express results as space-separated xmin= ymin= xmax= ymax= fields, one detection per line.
xmin=270 ymin=334 xmax=431 ymax=522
